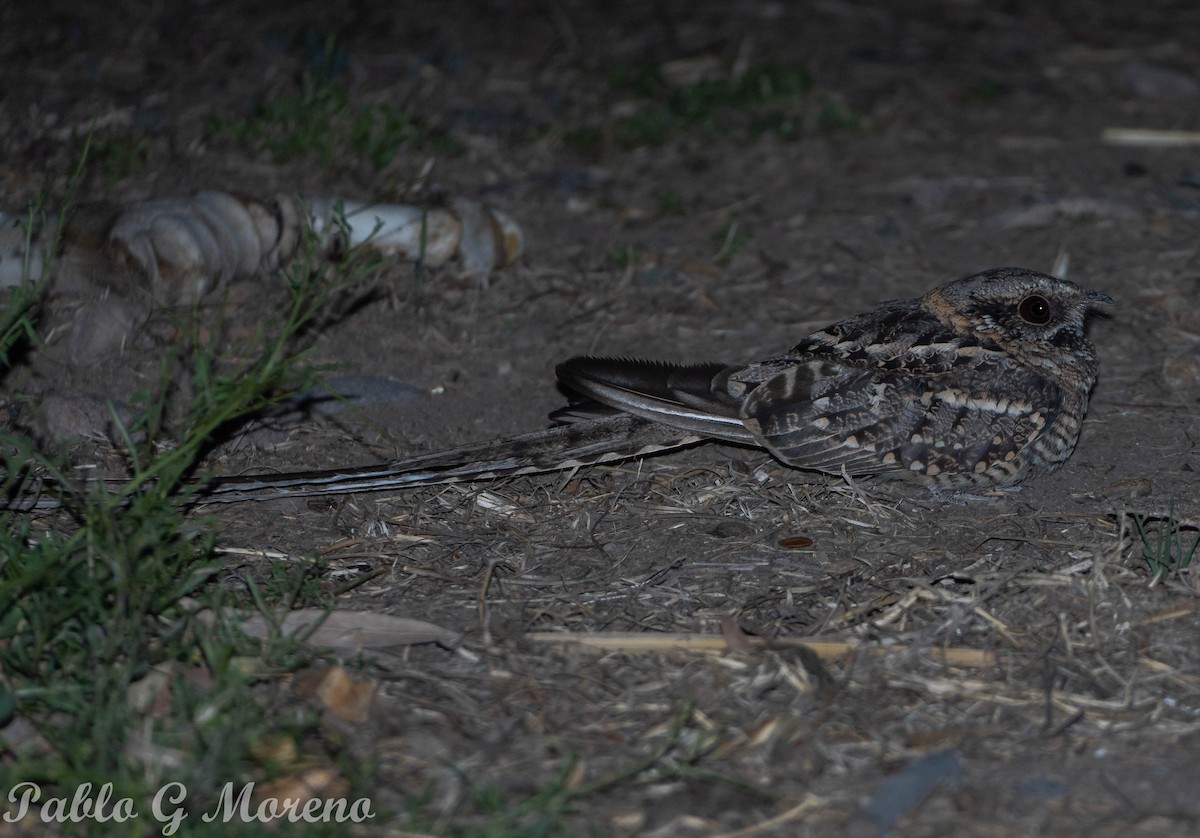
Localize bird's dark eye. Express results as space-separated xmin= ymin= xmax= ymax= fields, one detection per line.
xmin=1018 ymin=295 xmax=1052 ymax=325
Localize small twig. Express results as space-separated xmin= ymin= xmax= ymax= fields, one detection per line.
xmin=526 ymin=630 xmax=996 ymax=667
xmin=1102 ymin=127 xmax=1200 ymax=147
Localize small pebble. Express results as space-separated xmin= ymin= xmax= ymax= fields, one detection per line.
xmin=39 ymin=392 xmax=138 ymax=445
xmin=1120 ymin=61 xmax=1199 ymax=101
xmin=63 ymin=296 xmax=142 ymax=366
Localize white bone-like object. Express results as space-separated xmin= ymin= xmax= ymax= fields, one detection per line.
xmin=0 ymin=192 xmax=524 ymax=304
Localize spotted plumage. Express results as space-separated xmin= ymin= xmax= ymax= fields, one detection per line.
xmin=9 ymin=268 xmax=1111 ymax=509
xmin=556 ymin=267 xmax=1112 ymax=489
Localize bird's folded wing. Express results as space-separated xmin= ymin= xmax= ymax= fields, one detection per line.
xmin=556 ymin=356 xmax=756 ymax=444
xmin=740 ymin=360 xmax=924 ymax=476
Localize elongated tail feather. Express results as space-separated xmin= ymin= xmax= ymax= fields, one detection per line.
xmin=8 ymin=415 xmax=703 ymax=509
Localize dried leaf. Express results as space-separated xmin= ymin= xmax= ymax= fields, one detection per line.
xmin=293 ymin=665 xmax=377 ymax=722
xmin=229 ymin=607 xmax=459 ymax=653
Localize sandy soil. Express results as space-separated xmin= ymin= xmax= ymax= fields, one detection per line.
xmin=4 ymin=0 xmax=1200 ymax=834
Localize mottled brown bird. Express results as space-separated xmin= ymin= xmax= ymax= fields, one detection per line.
xmin=9 ymin=267 xmax=1111 ymax=509
xmin=557 ymin=267 xmax=1112 ymax=489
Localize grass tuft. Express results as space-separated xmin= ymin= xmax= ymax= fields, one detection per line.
xmin=606 ymin=61 xmax=860 ymax=149
xmin=209 ymin=75 xmax=458 ymax=170
xmin=0 ymin=184 xmax=383 ymax=819
xmin=1133 ymin=504 xmax=1200 ymax=586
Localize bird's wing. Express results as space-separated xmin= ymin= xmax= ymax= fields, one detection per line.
xmin=555 ymin=356 xmax=757 ymax=444
xmin=737 ymin=359 xmax=924 ymax=475
xmin=740 ymin=356 xmax=1058 ymax=479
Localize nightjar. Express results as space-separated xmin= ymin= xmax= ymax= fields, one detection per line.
xmin=3 ymin=268 xmax=1113 ymax=510
xmin=557 ymin=267 xmax=1112 ymax=489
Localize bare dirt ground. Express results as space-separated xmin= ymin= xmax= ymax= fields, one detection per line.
xmin=4 ymin=0 xmax=1200 ymax=834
